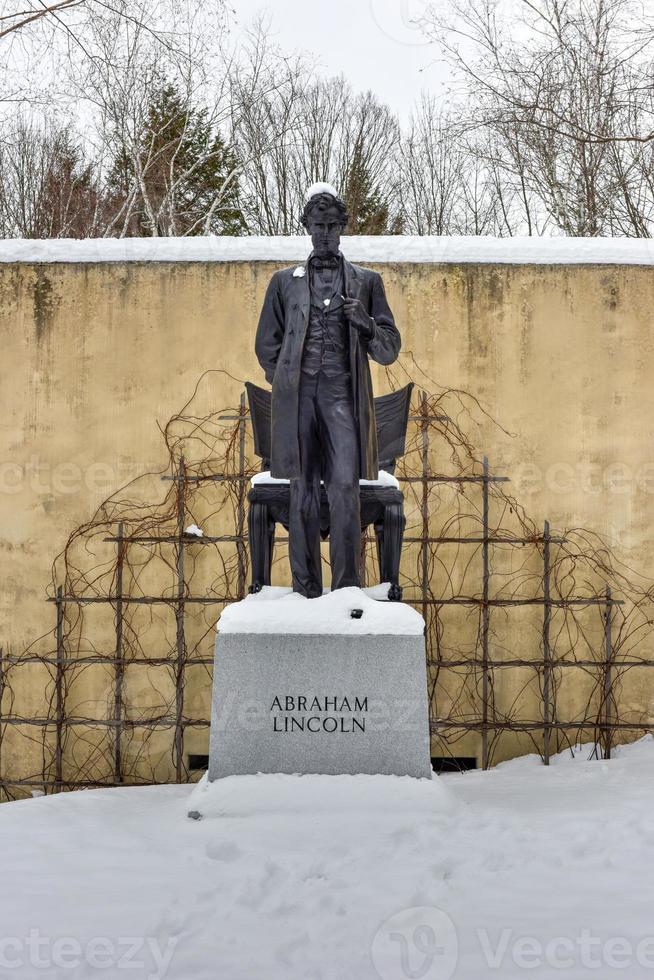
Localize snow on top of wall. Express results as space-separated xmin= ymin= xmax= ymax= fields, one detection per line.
xmin=1 ymin=234 xmax=654 ymax=265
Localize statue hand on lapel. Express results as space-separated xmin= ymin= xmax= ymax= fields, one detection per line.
xmin=343 ymin=297 xmax=374 ymax=340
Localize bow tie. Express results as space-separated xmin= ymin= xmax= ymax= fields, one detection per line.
xmin=311 ymin=255 xmax=340 ymax=271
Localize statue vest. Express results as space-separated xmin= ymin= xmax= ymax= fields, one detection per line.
xmin=301 ymin=260 xmax=350 ymax=379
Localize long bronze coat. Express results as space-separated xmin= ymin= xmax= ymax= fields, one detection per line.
xmin=255 ymin=256 xmax=401 ymax=480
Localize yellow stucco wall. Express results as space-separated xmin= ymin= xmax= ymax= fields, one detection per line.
xmin=1 ymin=256 xmax=653 ymax=792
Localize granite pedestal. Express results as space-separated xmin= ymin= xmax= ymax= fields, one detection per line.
xmin=208 ymin=589 xmax=432 ymax=780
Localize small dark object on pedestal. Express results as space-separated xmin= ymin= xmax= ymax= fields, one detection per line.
xmin=350 ymin=608 xmax=364 ymax=619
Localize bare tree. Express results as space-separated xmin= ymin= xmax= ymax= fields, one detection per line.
xmin=0 ymin=11 xmax=320 ymax=238
xmin=422 ymin=0 xmax=654 ymax=140
xmin=0 ymin=0 xmax=86 ymax=42
xmin=0 ymin=115 xmax=102 ymax=236
xmin=7 ymin=0 xmax=654 ymax=240
xmin=233 ymin=73 xmax=401 ymax=235
xmin=339 ymin=90 xmax=401 ymax=233
xmin=227 ymin=23 xmax=312 ymax=235
xmin=60 ymin=0 xmax=247 ymax=237
xmin=420 ymin=0 xmax=654 ymax=235
xmin=398 ymin=96 xmax=466 ymax=234
xmin=0 ymin=0 xmax=229 ymax=109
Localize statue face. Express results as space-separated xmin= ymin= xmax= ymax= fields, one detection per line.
xmin=305 ymin=203 xmax=346 ymax=258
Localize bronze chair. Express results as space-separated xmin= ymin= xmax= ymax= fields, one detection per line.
xmin=245 ymin=381 xmax=413 ymax=600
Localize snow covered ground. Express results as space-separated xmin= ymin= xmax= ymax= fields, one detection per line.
xmin=2 ymin=737 xmax=654 ymax=979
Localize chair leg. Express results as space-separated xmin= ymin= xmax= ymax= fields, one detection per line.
xmin=380 ymin=502 xmax=405 ymax=601
xmin=248 ymin=501 xmax=274 ymax=593
xmin=373 ymin=521 xmax=384 ymax=585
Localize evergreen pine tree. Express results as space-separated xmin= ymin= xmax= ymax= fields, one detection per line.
xmin=343 ymin=141 xmax=393 ymax=235
xmin=107 ymin=82 xmax=244 ymax=236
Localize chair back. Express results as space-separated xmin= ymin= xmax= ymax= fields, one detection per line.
xmin=245 ymin=380 xmax=415 ymax=474
xmin=245 ymin=381 xmax=272 ymax=470
xmin=374 ymin=383 xmax=414 ymax=473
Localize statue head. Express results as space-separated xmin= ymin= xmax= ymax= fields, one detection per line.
xmin=301 ymin=183 xmax=349 ymax=259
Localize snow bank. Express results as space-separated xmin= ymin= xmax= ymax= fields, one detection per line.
xmin=2 ymin=234 xmax=654 ymax=264
xmin=250 ymin=469 xmax=400 ymax=489
xmin=2 ymin=737 xmax=654 ymax=980
xmin=216 ymin=585 xmax=425 ymax=635
xmin=188 ymin=770 xmax=456 ymax=819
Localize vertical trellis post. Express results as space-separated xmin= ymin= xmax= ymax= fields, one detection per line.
xmin=236 ymin=391 xmax=247 ymax=599
xmin=55 ymin=584 xmax=65 ymax=788
xmin=114 ymin=521 xmax=125 ymax=783
xmin=0 ymin=645 xmax=4 ymax=793
xmin=360 ymin=533 xmax=368 ymax=589
xmin=481 ymin=456 xmax=491 ymax=769
xmin=420 ymin=392 xmax=430 ymax=622
xmin=542 ymin=520 xmax=552 ymax=764
xmin=602 ymin=584 xmax=614 ymax=760
xmin=174 ymin=456 xmax=187 ymax=782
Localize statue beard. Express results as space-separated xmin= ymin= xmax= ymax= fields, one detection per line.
xmin=312 ymin=237 xmax=340 ymax=259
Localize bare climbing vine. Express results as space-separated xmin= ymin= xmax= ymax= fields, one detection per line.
xmin=2 ymin=359 xmax=653 ymax=800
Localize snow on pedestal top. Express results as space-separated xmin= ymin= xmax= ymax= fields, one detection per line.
xmin=217 ymin=585 xmax=425 ymax=636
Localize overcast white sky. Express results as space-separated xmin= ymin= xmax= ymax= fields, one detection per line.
xmin=230 ymin=0 xmax=453 ymax=119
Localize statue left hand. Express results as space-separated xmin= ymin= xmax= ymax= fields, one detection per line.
xmin=343 ymin=297 xmax=374 ymax=340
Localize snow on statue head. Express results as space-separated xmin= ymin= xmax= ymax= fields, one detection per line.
xmin=301 ymin=182 xmax=349 ymax=230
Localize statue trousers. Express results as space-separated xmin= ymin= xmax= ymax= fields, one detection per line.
xmin=289 ymin=368 xmax=361 ymax=597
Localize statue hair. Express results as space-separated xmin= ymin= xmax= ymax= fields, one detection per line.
xmin=301 ymin=192 xmax=349 ymax=229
